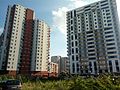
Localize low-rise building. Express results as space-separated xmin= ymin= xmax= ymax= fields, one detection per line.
xmin=49 ymin=62 xmax=58 ymax=77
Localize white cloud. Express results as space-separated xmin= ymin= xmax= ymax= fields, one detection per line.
xmin=51 ymin=0 xmax=97 ymax=35
xmin=52 ymin=7 xmax=68 ymax=35
xmin=116 ymin=0 xmax=120 ymax=20
xmin=0 ymin=28 xmax=3 ymax=35
xmin=52 ymin=0 xmax=120 ymax=35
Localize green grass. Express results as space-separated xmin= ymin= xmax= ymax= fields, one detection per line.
xmin=0 ymin=74 xmax=120 ymax=90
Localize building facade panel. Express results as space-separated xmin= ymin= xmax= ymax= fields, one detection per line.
xmin=67 ymin=0 xmax=120 ymax=75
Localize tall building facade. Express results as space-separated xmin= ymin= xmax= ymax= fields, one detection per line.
xmin=0 ymin=4 xmax=50 ymax=76
xmin=31 ymin=20 xmax=50 ymax=77
xmin=67 ymin=0 xmax=120 ymax=75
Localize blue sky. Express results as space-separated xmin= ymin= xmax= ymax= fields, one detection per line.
xmin=0 ymin=0 xmax=120 ymax=57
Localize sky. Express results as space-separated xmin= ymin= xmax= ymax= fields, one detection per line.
xmin=0 ymin=0 xmax=120 ymax=57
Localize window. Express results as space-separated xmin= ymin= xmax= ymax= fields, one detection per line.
xmin=88 ymin=46 xmax=94 ymax=48
xmin=105 ymin=31 xmax=113 ymax=34
xmin=76 ymin=48 xmax=78 ymax=53
xmin=88 ymin=53 xmax=95 ymax=56
xmin=75 ymin=41 xmax=78 ymax=46
xmin=116 ymin=67 xmax=119 ymax=72
xmin=87 ymin=38 xmax=94 ymax=41
xmin=106 ymin=39 xmax=114 ymax=42
xmin=71 ymin=35 xmax=73 ymax=40
xmin=72 ymin=63 xmax=75 ymax=73
xmin=86 ymin=31 xmax=93 ymax=34
xmin=105 ymin=35 xmax=114 ymax=38
xmin=106 ymin=13 xmax=110 ymax=15
xmin=87 ymin=42 xmax=94 ymax=44
xmin=115 ymin=60 xmax=119 ymax=66
xmin=88 ymin=49 xmax=95 ymax=52
xmin=107 ymin=16 xmax=111 ymax=19
xmin=76 ymin=55 xmax=78 ymax=61
xmin=76 ymin=63 xmax=79 ymax=72
xmin=72 ymin=48 xmax=74 ymax=54
xmin=75 ymin=34 xmax=77 ymax=39
xmin=94 ymin=62 xmax=97 ymax=71
xmin=107 ymin=51 xmax=116 ymax=54
xmin=71 ymin=42 xmax=74 ymax=47
xmin=107 ymin=47 xmax=116 ymax=50
xmin=108 ymin=56 xmax=117 ymax=59
xmin=100 ymin=0 xmax=108 ymax=4
xmin=71 ymin=20 xmax=73 ymax=24
xmin=101 ymin=6 xmax=109 ymax=9
xmin=109 ymin=61 xmax=112 ymax=65
xmin=107 ymin=20 xmax=111 ymax=22
xmin=71 ymin=26 xmax=73 ymax=30
xmin=89 ymin=57 xmax=96 ymax=60
xmin=87 ymin=34 xmax=93 ymax=37
xmin=108 ymin=23 xmax=112 ymax=26
xmin=72 ymin=55 xmax=74 ymax=61
xmin=106 ymin=43 xmax=115 ymax=46
xmin=104 ymin=27 xmax=112 ymax=30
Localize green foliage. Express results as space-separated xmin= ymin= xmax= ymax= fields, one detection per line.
xmin=0 ymin=74 xmax=120 ymax=90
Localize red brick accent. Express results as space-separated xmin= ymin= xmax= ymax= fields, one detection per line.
xmin=20 ymin=9 xmax=34 ymax=75
xmin=49 ymin=72 xmax=58 ymax=77
xmin=31 ymin=71 xmax=48 ymax=77
xmin=7 ymin=70 xmax=17 ymax=76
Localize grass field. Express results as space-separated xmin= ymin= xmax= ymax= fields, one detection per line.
xmin=0 ymin=74 xmax=120 ymax=90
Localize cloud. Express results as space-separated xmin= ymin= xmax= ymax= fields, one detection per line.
xmin=52 ymin=7 xmax=68 ymax=35
xmin=116 ymin=0 xmax=120 ymax=20
xmin=52 ymin=0 xmax=120 ymax=35
xmin=51 ymin=0 xmax=99 ymax=35
xmin=0 ymin=27 xmax=3 ymax=35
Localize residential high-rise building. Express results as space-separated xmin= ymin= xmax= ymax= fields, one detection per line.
xmin=31 ymin=20 xmax=50 ymax=77
xmin=0 ymin=4 xmax=50 ymax=76
xmin=67 ymin=0 xmax=120 ymax=75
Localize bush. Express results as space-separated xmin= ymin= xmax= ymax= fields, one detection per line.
xmin=0 ymin=74 xmax=120 ymax=90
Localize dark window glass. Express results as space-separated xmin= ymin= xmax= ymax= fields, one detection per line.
xmin=72 ymin=55 xmax=74 ymax=61
xmin=115 ymin=60 xmax=119 ymax=66
xmin=72 ymin=48 xmax=74 ymax=54
xmin=108 ymin=56 xmax=117 ymax=59
xmin=76 ymin=55 xmax=78 ymax=61
xmin=106 ymin=43 xmax=115 ymax=46
xmin=89 ymin=57 xmax=96 ymax=60
xmin=107 ymin=47 xmax=116 ymax=50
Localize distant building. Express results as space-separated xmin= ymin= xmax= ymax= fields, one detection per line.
xmin=51 ymin=56 xmax=61 ymax=74
xmin=51 ymin=56 xmax=70 ymax=75
xmin=0 ymin=4 xmax=50 ymax=77
xmin=67 ymin=0 xmax=120 ymax=75
xmin=61 ymin=57 xmax=70 ymax=73
xmin=49 ymin=62 xmax=58 ymax=77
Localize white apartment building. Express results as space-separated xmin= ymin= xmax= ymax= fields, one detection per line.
xmin=0 ymin=4 xmax=50 ymax=76
xmin=0 ymin=5 xmax=27 ymax=75
xmin=67 ymin=0 xmax=120 ymax=75
xmin=31 ymin=20 xmax=50 ymax=76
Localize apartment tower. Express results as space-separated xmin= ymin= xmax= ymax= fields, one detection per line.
xmin=31 ymin=20 xmax=50 ymax=77
xmin=0 ymin=4 xmax=50 ymax=76
xmin=67 ymin=0 xmax=120 ymax=75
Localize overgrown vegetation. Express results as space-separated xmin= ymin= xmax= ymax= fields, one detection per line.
xmin=0 ymin=74 xmax=120 ymax=90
